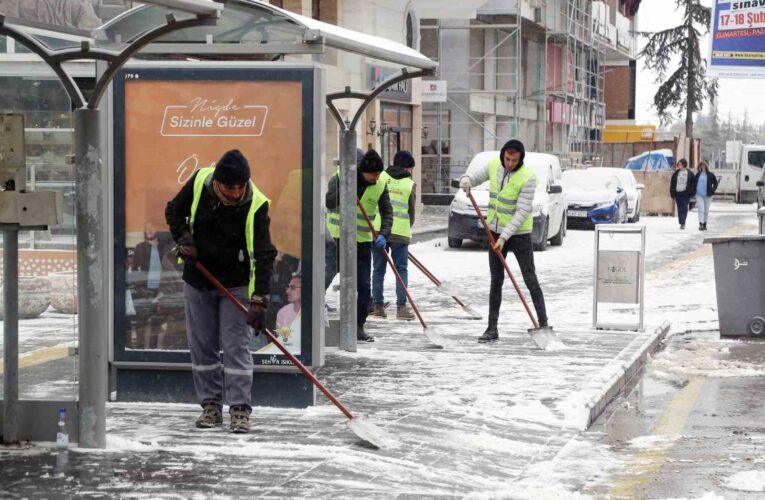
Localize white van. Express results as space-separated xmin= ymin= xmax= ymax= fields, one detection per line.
xmin=448 ymin=151 xmax=566 ymax=251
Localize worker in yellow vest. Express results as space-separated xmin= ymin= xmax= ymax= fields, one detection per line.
xmin=325 ymin=149 xmax=394 ymax=342
xmin=166 ymin=149 xmax=277 ymax=433
xmin=459 ymin=140 xmax=549 ymax=343
xmin=371 ymin=150 xmax=417 ymax=320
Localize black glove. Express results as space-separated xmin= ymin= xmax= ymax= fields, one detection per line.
xmin=177 ymin=233 xmax=198 ymax=265
xmin=246 ymin=295 xmax=269 ymax=334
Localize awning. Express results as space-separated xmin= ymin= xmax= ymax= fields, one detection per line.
xmin=96 ymin=0 xmax=436 ymax=71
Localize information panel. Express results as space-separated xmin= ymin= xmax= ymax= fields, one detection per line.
xmin=112 ymin=64 xmax=321 ymax=369
xmin=709 ymin=0 xmax=765 ymax=78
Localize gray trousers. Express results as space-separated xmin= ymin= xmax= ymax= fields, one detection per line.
xmin=184 ymin=283 xmax=253 ymax=411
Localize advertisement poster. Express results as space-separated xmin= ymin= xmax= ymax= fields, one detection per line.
xmin=114 ymin=67 xmax=315 ymax=365
xmin=709 ymin=0 xmax=765 ymax=78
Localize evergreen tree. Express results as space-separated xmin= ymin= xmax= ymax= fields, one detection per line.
xmin=639 ymin=0 xmax=718 ymax=138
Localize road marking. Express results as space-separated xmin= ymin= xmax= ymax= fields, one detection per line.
xmin=0 ymin=344 xmax=72 ymax=376
xmin=610 ymin=378 xmax=705 ymax=498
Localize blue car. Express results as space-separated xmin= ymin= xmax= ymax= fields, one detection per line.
xmin=561 ymin=169 xmax=628 ymax=228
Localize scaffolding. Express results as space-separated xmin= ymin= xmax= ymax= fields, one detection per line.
xmin=419 ymin=0 xmax=609 ymax=194
xmin=545 ymin=0 xmax=606 ymax=167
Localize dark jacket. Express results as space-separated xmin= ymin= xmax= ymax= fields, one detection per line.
xmin=692 ymin=170 xmax=719 ymax=197
xmin=325 ymin=170 xmax=394 ymax=239
xmin=383 ymin=164 xmax=416 ymax=245
xmin=165 ymin=171 xmax=276 ymax=294
xmin=669 ymin=169 xmax=695 ymax=198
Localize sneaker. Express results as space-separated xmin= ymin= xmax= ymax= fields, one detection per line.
xmin=680 ymin=224 xmax=685 ymax=230
xmin=703 ymin=223 xmax=708 ymax=231
xmin=478 ymin=326 xmax=498 ymax=343
xmin=357 ymin=325 xmax=375 ymax=342
xmin=699 ymin=223 xmax=704 ymax=231
xmin=396 ymin=305 xmax=415 ymax=320
xmin=229 ymin=406 xmax=250 ymax=434
xmin=371 ymin=303 xmax=387 ymax=318
xmin=195 ymin=404 xmax=222 ymax=429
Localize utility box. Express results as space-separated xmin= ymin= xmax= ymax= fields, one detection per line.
xmin=0 ymin=113 xmax=63 ymax=226
xmin=704 ymin=235 xmax=765 ymax=338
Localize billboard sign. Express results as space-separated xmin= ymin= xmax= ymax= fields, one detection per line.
xmin=112 ymin=64 xmax=322 ymax=370
xmin=709 ymin=0 xmax=765 ymax=78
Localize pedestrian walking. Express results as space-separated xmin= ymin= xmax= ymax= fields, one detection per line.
xmin=371 ymin=150 xmax=417 ymax=321
xmin=325 ymin=149 xmax=394 ymax=342
xmin=165 ymin=149 xmax=276 ymax=433
xmin=692 ymin=160 xmax=718 ymax=231
xmin=459 ymin=140 xmax=549 ymax=343
xmin=670 ymin=158 xmax=695 ymax=229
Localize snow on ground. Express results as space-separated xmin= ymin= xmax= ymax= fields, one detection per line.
xmin=724 ymin=470 xmax=765 ymax=492
xmin=1 ymin=206 xmax=761 ymax=498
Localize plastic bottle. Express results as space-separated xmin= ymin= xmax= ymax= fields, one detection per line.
xmin=56 ymin=408 xmax=69 ymax=450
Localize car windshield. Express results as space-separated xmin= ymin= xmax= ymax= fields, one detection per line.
xmin=563 ymin=170 xmax=618 ymax=191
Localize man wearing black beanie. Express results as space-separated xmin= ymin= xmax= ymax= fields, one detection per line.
xmin=166 ymin=149 xmax=277 ymax=433
xmin=459 ymin=140 xmax=549 ymax=343
xmin=325 ymin=148 xmax=394 ymax=342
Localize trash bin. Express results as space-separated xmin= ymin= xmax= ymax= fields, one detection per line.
xmin=704 ymin=235 xmax=765 ymax=337
xmin=759 ymin=207 xmax=765 ymax=235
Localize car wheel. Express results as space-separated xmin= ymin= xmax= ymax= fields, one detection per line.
xmin=549 ymin=215 xmax=565 ymax=246
xmin=448 ymin=237 xmax=463 ymax=248
xmin=533 ymin=218 xmax=548 ymax=251
xmin=630 ymin=202 xmax=641 ymax=222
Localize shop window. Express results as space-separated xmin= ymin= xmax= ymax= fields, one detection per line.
xmin=380 ymin=103 xmax=413 ymax=168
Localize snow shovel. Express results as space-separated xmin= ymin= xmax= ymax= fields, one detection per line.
xmin=465 ymin=191 xmax=560 ymax=350
xmin=194 ymin=260 xmax=391 ymax=449
xmin=407 ymin=252 xmax=482 ymax=319
xmin=356 ymin=200 xmax=446 ymax=348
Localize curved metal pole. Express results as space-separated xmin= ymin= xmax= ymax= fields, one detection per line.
xmin=0 ymin=17 xmax=85 ymax=108
xmin=324 ymin=68 xmax=430 ymax=351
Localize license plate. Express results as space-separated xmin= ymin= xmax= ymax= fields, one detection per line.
xmin=568 ymin=210 xmax=588 ymax=218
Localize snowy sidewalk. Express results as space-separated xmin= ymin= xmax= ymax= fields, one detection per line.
xmin=1 ymin=207 xmax=760 ymax=498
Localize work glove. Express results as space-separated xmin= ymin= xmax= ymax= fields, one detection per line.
xmin=247 ymin=295 xmax=269 ymax=334
xmin=459 ymin=175 xmax=472 ymax=194
xmin=492 ymin=236 xmax=506 ymax=251
xmin=177 ymin=233 xmax=198 ymax=265
xmin=374 ymin=234 xmax=387 ymax=249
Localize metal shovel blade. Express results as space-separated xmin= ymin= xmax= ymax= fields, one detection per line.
xmin=346 ymin=415 xmax=395 ymax=449
xmin=527 ymin=326 xmax=563 ymax=350
xmin=423 ymin=327 xmax=447 ymax=348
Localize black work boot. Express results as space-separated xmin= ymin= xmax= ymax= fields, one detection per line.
xmin=357 ymin=325 xmax=375 ymax=342
xmin=478 ymin=325 xmax=499 ymax=343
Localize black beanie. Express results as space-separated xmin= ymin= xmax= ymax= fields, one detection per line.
xmin=213 ymin=149 xmax=250 ymax=185
xmin=359 ymin=149 xmax=384 ymax=173
xmin=393 ymin=150 xmax=415 ymax=168
xmin=356 ymin=148 xmax=365 ymax=167
xmin=500 ymin=139 xmax=525 ymax=169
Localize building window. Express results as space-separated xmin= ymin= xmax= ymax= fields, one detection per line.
xmin=312 ymin=0 xmax=320 ymax=20
xmin=406 ymin=12 xmax=414 ymax=48
xmin=271 ymin=0 xmax=284 ymax=7
xmin=380 ymin=103 xmax=413 ymax=167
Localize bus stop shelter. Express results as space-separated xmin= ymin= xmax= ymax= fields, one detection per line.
xmin=0 ymin=0 xmax=435 ymax=448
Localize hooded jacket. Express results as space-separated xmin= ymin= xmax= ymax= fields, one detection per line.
xmin=460 ymin=140 xmax=536 ymax=240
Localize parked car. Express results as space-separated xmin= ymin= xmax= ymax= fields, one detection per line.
xmin=561 ymin=169 xmax=628 ymax=228
xmin=448 ymin=151 xmax=566 ymax=251
xmin=587 ymin=167 xmax=644 ymax=222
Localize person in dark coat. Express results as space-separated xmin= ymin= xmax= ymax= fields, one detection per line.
xmin=165 ymin=149 xmax=276 ymax=434
xmin=692 ymin=160 xmax=718 ymax=231
xmin=669 ymin=158 xmax=695 ymax=229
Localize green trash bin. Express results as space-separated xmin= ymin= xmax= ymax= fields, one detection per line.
xmin=704 ymin=235 xmax=765 ymax=338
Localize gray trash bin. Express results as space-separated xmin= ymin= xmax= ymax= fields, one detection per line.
xmin=704 ymin=235 xmax=765 ymax=337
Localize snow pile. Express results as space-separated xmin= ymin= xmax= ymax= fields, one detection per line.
xmin=626 ymin=434 xmax=683 ymax=449
xmin=651 ymin=337 xmax=765 ymax=379
xmin=723 ymin=470 xmax=765 ymax=492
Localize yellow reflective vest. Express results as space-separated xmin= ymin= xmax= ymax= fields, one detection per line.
xmin=487 ymin=159 xmax=534 ymax=232
xmin=189 ymin=167 xmax=270 ymax=299
xmin=373 ymin=171 xmax=414 ymax=239
xmin=325 ymin=170 xmax=386 ymax=243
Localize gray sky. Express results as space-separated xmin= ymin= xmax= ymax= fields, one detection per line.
xmin=635 ymin=0 xmax=765 ymax=126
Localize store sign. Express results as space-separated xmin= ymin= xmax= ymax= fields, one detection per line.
xmin=708 ymin=0 xmax=765 ymax=78
xmin=421 ymin=80 xmax=447 ymax=102
xmin=113 ymin=66 xmax=319 ymax=369
xmin=367 ymin=64 xmax=412 ymax=102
